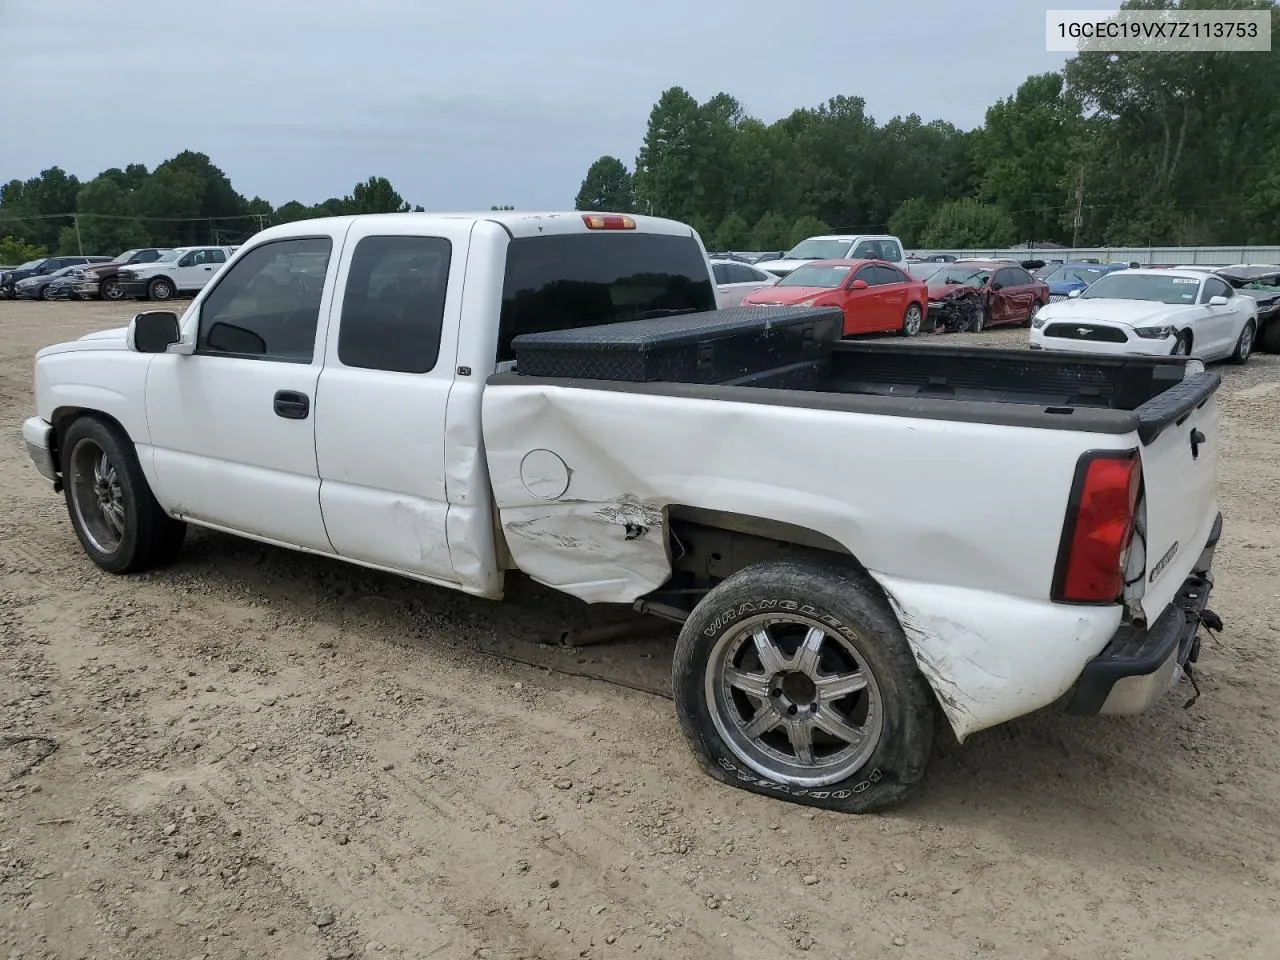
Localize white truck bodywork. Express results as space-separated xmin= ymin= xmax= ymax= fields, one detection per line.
xmin=24 ymin=212 xmax=1222 ymax=751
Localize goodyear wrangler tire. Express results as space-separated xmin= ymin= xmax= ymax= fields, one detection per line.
xmin=672 ymin=558 xmax=935 ymax=813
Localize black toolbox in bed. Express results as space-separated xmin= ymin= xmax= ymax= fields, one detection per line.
xmin=509 ymin=306 xmax=843 ymax=384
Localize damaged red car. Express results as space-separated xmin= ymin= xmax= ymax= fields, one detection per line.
xmin=740 ymin=259 xmax=929 ymax=337
xmin=925 ymin=261 xmax=1049 ymax=332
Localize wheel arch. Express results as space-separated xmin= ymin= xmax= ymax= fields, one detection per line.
xmin=663 ymin=504 xmax=898 ymax=620
xmin=49 ymin=407 xmax=135 ymax=475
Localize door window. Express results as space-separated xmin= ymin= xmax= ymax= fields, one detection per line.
xmin=337 ymin=235 xmax=451 ymax=374
xmin=871 ymin=265 xmax=905 ymax=285
xmin=875 ymin=239 xmax=903 ymax=262
xmin=196 ymin=237 xmax=333 ymax=363
xmin=851 ymin=240 xmax=879 ymax=259
xmin=1199 ymin=277 xmax=1232 ymax=302
xmin=712 ymin=263 xmax=732 ymax=284
xmin=852 ymin=266 xmax=881 ymax=286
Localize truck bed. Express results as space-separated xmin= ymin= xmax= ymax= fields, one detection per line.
xmin=500 ymin=337 xmax=1218 ymax=444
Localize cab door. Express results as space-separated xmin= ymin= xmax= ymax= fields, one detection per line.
xmin=313 ymin=218 xmax=477 ymax=587
xmin=872 ymin=264 xmax=910 ymax=331
xmin=841 ymin=264 xmax=888 ymax=334
xmin=145 ymin=233 xmax=347 ymax=552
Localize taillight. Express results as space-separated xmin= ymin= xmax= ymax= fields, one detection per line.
xmin=581 ymin=214 xmax=636 ymax=230
xmin=1052 ymin=450 xmax=1141 ymax=604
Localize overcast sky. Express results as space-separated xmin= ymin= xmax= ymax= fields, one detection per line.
xmin=0 ymin=0 xmax=1103 ymax=211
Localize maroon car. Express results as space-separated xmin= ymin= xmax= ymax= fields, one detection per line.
xmin=75 ymin=248 xmax=172 ymax=301
xmin=925 ymin=260 xmax=1049 ymax=332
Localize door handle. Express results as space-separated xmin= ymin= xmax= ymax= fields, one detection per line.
xmin=204 ymin=266 xmax=213 ymax=271
xmin=1190 ymin=428 xmax=1205 ymax=458
xmin=273 ymin=390 xmax=310 ymax=419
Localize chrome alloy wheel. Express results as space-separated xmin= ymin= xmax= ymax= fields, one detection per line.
xmin=69 ymin=438 xmax=126 ymax=554
xmin=704 ymin=613 xmax=884 ymax=788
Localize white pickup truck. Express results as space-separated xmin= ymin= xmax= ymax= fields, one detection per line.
xmin=22 ymin=211 xmax=1225 ymax=813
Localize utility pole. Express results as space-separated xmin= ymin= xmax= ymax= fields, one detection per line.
xmin=1072 ymin=165 xmax=1085 ymax=248
xmin=73 ymin=214 xmax=84 ymax=255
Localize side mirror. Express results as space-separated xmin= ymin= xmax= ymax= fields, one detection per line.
xmin=849 ymin=279 xmax=869 ymax=290
xmin=1067 ymin=288 xmax=1083 ymax=299
xmin=128 ymin=311 xmax=181 ymax=353
xmin=1208 ymin=295 xmax=1229 ymax=307
xmin=990 ymin=282 xmax=1003 ymax=291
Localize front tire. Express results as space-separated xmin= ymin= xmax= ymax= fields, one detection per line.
xmin=101 ymin=278 xmax=124 ymax=301
xmin=970 ymin=302 xmax=987 ymax=332
xmin=672 ymin=559 xmax=935 ymax=813
xmin=147 ymin=277 xmax=174 ymax=301
xmin=1173 ymin=331 xmax=1193 ymax=356
xmin=1229 ymin=320 xmax=1255 ymax=365
xmin=38 ymin=285 xmax=52 ymax=301
xmin=60 ymin=416 xmax=186 ymax=574
xmin=900 ymin=303 xmax=923 ymax=337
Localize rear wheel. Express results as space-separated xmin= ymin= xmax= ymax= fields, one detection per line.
xmin=900 ymin=303 xmax=923 ymax=337
xmin=61 ymin=416 xmax=186 ymax=574
xmin=1229 ymin=320 xmax=1255 ymax=365
xmin=1022 ymin=301 xmax=1043 ymax=328
xmin=672 ymin=558 xmax=935 ymax=813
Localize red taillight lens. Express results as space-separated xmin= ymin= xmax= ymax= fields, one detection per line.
xmin=1052 ymin=451 xmax=1141 ymax=604
xmin=582 ymin=214 xmax=636 ymax=230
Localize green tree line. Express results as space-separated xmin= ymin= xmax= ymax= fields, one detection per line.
xmin=575 ymin=0 xmax=1280 ymax=251
xmin=0 ymin=150 xmax=426 ymax=260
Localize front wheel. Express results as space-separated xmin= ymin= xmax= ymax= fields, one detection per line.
xmin=61 ymin=416 xmax=186 ymax=574
xmin=1229 ymin=320 xmax=1255 ymax=365
xmin=147 ymin=277 xmax=174 ymax=301
xmin=100 ymin=278 xmax=124 ymax=301
xmin=38 ymin=285 xmax=52 ymax=301
xmin=1173 ymin=331 xmax=1193 ymax=356
xmin=969 ymin=302 xmax=987 ymax=333
xmin=672 ymin=559 xmax=935 ymax=813
xmin=900 ymin=303 xmax=923 ymax=337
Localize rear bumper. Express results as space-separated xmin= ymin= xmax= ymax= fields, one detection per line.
xmin=23 ymin=417 xmax=58 ymax=484
xmin=1066 ymin=511 xmax=1222 ymax=715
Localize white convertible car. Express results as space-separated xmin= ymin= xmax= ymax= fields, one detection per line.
xmin=1029 ymin=268 xmax=1258 ymax=363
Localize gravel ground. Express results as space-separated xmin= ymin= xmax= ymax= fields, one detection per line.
xmin=2 ymin=299 xmax=1278 ymax=960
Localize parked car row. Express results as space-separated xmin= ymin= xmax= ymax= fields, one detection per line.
xmin=0 ymin=245 xmax=239 ymax=301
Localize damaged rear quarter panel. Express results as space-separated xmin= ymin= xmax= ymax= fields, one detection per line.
xmin=481 ymin=379 xmax=1131 ymax=736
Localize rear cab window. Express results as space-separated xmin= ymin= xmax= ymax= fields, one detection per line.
xmin=497 ymin=231 xmax=716 ymax=363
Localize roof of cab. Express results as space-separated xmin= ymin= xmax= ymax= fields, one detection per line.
xmin=252 ymin=211 xmax=697 ymax=242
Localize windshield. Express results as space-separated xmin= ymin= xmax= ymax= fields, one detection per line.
xmin=777 ymin=264 xmax=853 ymax=288
xmin=1081 ymin=273 xmax=1201 ymax=304
xmin=781 ymin=239 xmax=853 ymax=261
xmin=928 ymin=266 xmax=991 ymax=286
xmin=1240 ymin=277 xmax=1280 ymax=291
xmin=497 ymin=232 xmax=716 ymax=362
xmin=153 ymin=249 xmax=182 ymax=263
xmin=1044 ymin=265 xmax=1107 ymax=285
xmin=112 ymin=249 xmax=140 ymax=264
xmin=16 ymin=259 xmax=43 ymax=270
xmin=906 ymin=262 xmax=943 ymax=280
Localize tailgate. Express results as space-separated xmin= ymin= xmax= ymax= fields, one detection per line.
xmin=1134 ymin=370 xmax=1221 ymax=621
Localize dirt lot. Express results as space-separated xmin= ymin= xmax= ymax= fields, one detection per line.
xmin=1 ymin=299 xmax=1278 ymax=960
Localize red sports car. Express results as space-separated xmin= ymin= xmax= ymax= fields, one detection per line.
xmin=740 ymin=258 xmax=928 ymax=337
xmin=925 ymin=261 xmax=1049 ymax=332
